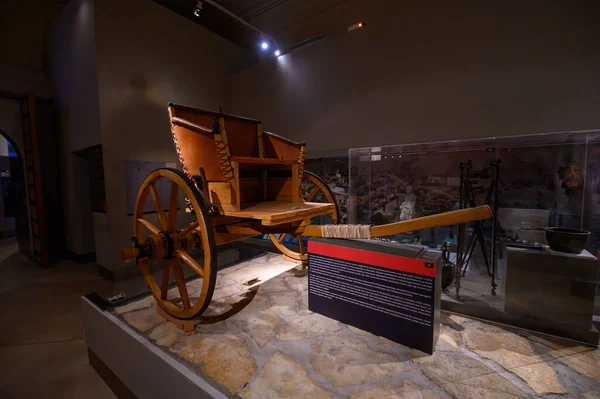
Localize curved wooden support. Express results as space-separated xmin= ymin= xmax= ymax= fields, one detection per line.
xmin=302 ymin=205 xmax=492 ymax=238
xmin=268 ymin=170 xmax=339 ymax=264
xmin=269 ymin=234 xmax=308 ymax=263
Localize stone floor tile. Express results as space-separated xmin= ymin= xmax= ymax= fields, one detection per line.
xmin=122 ymin=307 xmax=164 ymax=333
xmin=173 ymin=334 xmax=256 ymax=394
xmin=442 ymin=373 xmax=528 ymax=398
xmin=278 ymin=313 xmax=341 ymax=341
xmin=228 ymin=295 xmax=281 ymax=347
xmin=463 ymin=324 xmax=551 ymax=369
xmin=311 ymin=336 xmax=406 ymax=386
xmin=113 ymin=251 xmax=600 ymax=399
xmin=240 ymin=351 xmax=331 ymax=399
xmin=346 ymin=325 xmax=397 ymax=346
xmin=269 ymin=293 xmax=300 ymax=317
xmin=413 ymin=352 xmax=494 ymax=384
xmin=351 ymin=380 xmax=441 ymax=398
xmin=148 ymin=321 xmax=185 ymax=347
xmin=114 ymin=295 xmax=154 ymax=315
xmin=436 ymin=328 xmax=460 ymax=352
xmin=522 ymin=332 xmax=591 ymax=358
xmin=283 ymin=274 xmax=308 ymax=293
xmin=583 ymin=390 xmax=600 ymax=398
xmin=559 ymin=351 xmax=600 ymax=381
xmin=510 ymin=362 xmax=567 ymax=395
xmin=440 ymin=312 xmax=471 ymax=328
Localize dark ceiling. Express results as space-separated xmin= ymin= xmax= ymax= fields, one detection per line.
xmin=153 ymin=0 xmax=405 ymax=54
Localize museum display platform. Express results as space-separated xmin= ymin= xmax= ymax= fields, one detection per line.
xmin=84 ymin=252 xmax=600 ymax=398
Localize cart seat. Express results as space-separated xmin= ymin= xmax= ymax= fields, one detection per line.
xmin=220 ymin=201 xmax=335 ymax=226
xmin=230 ymin=156 xmax=297 ymax=166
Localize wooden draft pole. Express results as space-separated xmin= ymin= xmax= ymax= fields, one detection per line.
xmin=302 ymin=206 xmax=492 ymax=238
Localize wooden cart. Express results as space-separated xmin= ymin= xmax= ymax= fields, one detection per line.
xmin=122 ymin=103 xmax=492 ymax=320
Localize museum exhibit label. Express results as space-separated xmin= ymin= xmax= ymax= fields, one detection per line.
xmin=308 ymin=238 xmax=442 ymax=354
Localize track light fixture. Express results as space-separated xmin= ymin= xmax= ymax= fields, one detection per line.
xmin=194 ymin=0 xmax=203 ymax=17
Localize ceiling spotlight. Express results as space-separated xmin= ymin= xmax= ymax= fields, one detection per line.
xmin=261 ymin=41 xmax=269 ymax=50
xmin=274 ymin=49 xmax=281 ymax=57
xmin=194 ymin=0 xmax=203 ymax=17
xmin=348 ymin=21 xmax=366 ymax=31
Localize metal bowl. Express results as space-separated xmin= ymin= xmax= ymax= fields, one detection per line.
xmin=545 ymin=227 xmax=590 ymax=254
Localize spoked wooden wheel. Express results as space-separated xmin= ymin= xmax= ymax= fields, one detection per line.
xmin=268 ymin=170 xmax=340 ymax=263
xmin=134 ymin=168 xmax=217 ymax=320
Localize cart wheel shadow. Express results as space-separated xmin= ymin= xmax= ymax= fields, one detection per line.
xmin=194 ymin=287 xmax=259 ymax=325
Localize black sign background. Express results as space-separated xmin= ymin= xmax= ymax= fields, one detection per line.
xmin=308 ymin=238 xmax=441 ymax=354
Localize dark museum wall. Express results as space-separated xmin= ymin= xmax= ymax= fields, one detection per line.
xmin=0 ymin=1 xmax=57 ymax=180
xmin=91 ymin=0 xmax=241 ymax=272
xmin=224 ymin=0 xmax=600 ymax=155
xmin=50 ymin=0 xmax=244 ymax=272
xmin=50 ymin=0 xmax=101 ymax=258
xmin=45 ymin=0 xmax=600 ymax=272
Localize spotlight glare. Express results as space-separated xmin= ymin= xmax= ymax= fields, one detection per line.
xmin=274 ymin=49 xmax=281 ymax=56
xmin=261 ymin=41 xmax=269 ymax=50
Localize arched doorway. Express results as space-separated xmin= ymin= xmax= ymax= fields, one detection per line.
xmin=0 ymin=129 xmax=29 ymax=260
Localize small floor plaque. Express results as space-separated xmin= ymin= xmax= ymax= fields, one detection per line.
xmin=308 ymin=238 xmax=442 ymax=354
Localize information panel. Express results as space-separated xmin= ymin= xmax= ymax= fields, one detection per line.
xmin=308 ymin=238 xmax=441 ymax=354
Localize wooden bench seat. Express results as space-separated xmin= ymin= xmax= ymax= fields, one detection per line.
xmin=220 ymin=201 xmax=335 ymax=226
xmin=230 ymin=156 xmax=296 ymax=166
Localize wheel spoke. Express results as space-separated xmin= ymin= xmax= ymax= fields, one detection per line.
xmin=149 ymin=183 xmax=168 ymax=230
xmin=171 ymin=259 xmax=191 ymax=309
xmin=175 ymin=250 xmax=205 ymax=278
xmin=278 ymin=233 xmax=287 ymax=243
xmin=306 ymin=186 xmax=319 ymax=202
xmin=137 ymin=218 xmax=160 ymax=234
xmin=167 ymin=181 xmax=179 ymax=232
xmin=172 ymin=220 xmax=200 ymax=241
xmin=160 ymin=259 xmax=172 ymax=299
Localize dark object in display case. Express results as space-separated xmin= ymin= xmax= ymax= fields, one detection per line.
xmin=441 ymin=242 xmax=455 ymax=291
xmin=505 ymin=237 xmax=544 ymax=250
xmin=546 ymin=227 xmax=590 ymax=254
xmin=559 ymin=162 xmax=585 ymax=191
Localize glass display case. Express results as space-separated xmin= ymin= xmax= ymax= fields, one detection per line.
xmin=349 ymin=129 xmax=600 ymax=344
xmin=304 ymin=156 xmax=349 ymax=223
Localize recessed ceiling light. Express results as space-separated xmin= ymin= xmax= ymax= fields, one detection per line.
xmin=261 ymin=41 xmax=269 ymax=50
xmin=274 ymin=49 xmax=281 ymax=56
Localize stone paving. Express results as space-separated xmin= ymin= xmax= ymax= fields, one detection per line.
xmin=115 ymin=253 xmax=600 ymax=398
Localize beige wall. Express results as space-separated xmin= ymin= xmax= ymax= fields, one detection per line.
xmin=225 ymin=0 xmax=600 ymax=154
xmin=93 ymin=0 xmax=241 ymax=271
